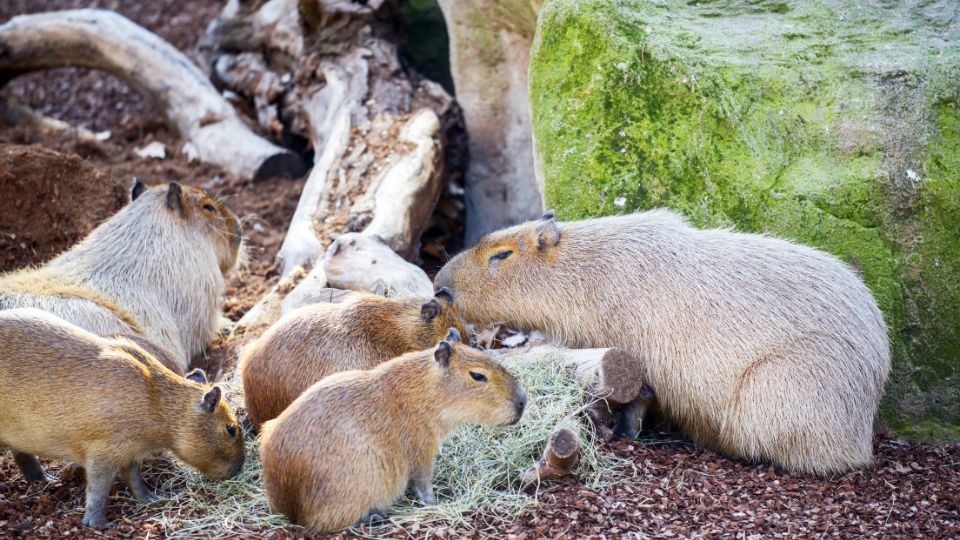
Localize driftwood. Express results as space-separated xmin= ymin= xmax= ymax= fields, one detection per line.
xmin=321 ymin=233 xmax=433 ymax=297
xmin=521 ymin=427 xmax=580 ymax=488
xmin=203 ymin=0 xmax=462 ymax=338
xmin=0 ymin=97 xmax=102 ymax=141
xmin=496 ymin=345 xmax=656 ymax=441
xmin=0 ymin=9 xmax=304 ymax=180
xmin=204 ymin=0 xmax=460 ymax=278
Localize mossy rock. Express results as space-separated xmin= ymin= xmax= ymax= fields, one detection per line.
xmin=530 ymin=0 xmax=960 ymax=439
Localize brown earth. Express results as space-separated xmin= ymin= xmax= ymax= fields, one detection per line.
xmin=1 ymin=1 xmax=958 ymax=539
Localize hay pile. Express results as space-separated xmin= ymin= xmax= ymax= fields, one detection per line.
xmin=131 ymin=350 xmax=629 ymax=537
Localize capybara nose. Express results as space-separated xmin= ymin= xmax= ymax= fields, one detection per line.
xmin=514 ymin=390 xmax=528 ymax=419
xmin=228 ymin=452 xmax=246 ymax=478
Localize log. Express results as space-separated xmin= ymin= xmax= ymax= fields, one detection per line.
xmin=0 ymin=97 xmax=102 ymax=141
xmin=494 ymin=345 xmax=655 ymax=440
xmin=562 ymin=347 xmax=645 ymax=406
xmin=0 ymin=9 xmax=305 ymax=180
xmin=354 ymin=108 xmax=445 ymax=260
xmin=321 ymin=233 xmax=433 ymax=297
xmin=205 ymin=0 xmax=462 ymax=279
xmin=521 ymin=427 xmax=580 ymax=488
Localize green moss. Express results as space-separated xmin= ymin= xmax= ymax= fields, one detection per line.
xmin=531 ymin=0 xmax=960 ymax=438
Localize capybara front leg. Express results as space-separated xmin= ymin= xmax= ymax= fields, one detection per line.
xmin=81 ymin=460 xmax=118 ymax=528
xmin=122 ymin=463 xmax=159 ymax=503
xmin=409 ymin=461 xmax=436 ymax=505
xmin=13 ymin=451 xmax=50 ymax=483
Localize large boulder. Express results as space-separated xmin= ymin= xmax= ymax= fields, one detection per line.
xmin=530 ymin=0 xmax=960 ymax=439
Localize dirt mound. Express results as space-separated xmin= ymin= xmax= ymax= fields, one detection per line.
xmin=0 ymin=144 xmax=128 ymax=272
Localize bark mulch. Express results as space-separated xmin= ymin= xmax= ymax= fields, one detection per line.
xmin=1 ymin=435 xmax=956 ymax=538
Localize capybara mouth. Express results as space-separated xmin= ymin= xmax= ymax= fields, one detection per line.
xmin=226 ymin=452 xmax=246 ymax=478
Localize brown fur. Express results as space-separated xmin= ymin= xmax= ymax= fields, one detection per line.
xmin=259 ymin=331 xmax=526 ymax=532
xmin=0 ymin=308 xmax=245 ymax=527
xmin=435 ymin=210 xmax=890 ymax=475
xmin=0 ymin=180 xmax=243 ymax=373
xmin=240 ymin=290 xmax=467 ymax=427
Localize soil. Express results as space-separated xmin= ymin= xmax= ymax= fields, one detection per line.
xmin=1 ymin=1 xmax=958 ymax=539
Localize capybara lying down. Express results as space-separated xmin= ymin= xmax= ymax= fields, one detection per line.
xmin=436 ymin=210 xmax=890 ymax=475
xmin=260 ymin=329 xmax=527 ymax=531
xmin=0 ymin=308 xmax=245 ymax=527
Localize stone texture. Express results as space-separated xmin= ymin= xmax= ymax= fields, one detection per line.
xmin=438 ymin=0 xmax=545 ymax=244
xmin=530 ymin=0 xmax=960 ymax=438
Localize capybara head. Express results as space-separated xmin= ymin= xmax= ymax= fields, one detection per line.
xmin=434 ymin=328 xmax=527 ymax=426
xmin=409 ymin=287 xmax=468 ymax=348
xmin=434 ymin=211 xmax=562 ymax=326
xmin=171 ymin=369 xmax=245 ymax=479
xmin=130 ymin=179 xmax=244 ymax=274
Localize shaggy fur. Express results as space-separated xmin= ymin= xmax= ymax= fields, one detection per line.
xmin=435 ymin=210 xmax=890 ymax=475
xmin=240 ymin=290 xmax=467 ymax=428
xmin=0 ymin=181 xmax=242 ymax=372
xmin=0 ymin=308 xmax=245 ymax=527
xmin=260 ymin=333 xmax=527 ymax=532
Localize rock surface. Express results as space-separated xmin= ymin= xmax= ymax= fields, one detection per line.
xmin=438 ymin=0 xmax=544 ymax=244
xmin=530 ymin=0 xmax=960 ymax=438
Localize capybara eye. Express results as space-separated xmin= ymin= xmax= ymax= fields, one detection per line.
xmin=203 ymin=203 xmax=216 ymax=213
xmin=488 ymin=250 xmax=513 ymax=263
xmin=469 ymin=371 xmax=488 ymax=383
xmin=226 ymin=424 xmax=237 ymax=437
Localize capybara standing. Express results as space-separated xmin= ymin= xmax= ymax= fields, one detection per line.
xmin=260 ymin=328 xmax=527 ymax=532
xmin=240 ymin=288 xmax=466 ymax=427
xmin=435 ymin=210 xmax=890 ymax=475
xmin=0 ymin=308 xmax=245 ymax=527
xmin=0 ymin=179 xmax=243 ymax=373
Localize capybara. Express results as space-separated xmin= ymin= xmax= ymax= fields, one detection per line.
xmin=0 ymin=308 xmax=245 ymax=527
xmin=259 ymin=328 xmax=527 ymax=531
xmin=240 ymin=288 xmax=467 ymax=427
xmin=435 ymin=210 xmax=890 ymax=474
xmin=0 ymin=179 xmax=243 ymax=373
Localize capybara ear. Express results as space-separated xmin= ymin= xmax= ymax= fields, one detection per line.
xmin=185 ymin=368 xmax=208 ymax=384
xmin=540 ymin=209 xmax=556 ymax=221
xmin=420 ymin=299 xmax=442 ymax=322
xmin=166 ymin=182 xmax=186 ymax=215
xmin=200 ymin=386 xmax=221 ymax=414
xmin=131 ymin=178 xmax=147 ymax=201
xmin=445 ymin=327 xmax=461 ymax=343
xmin=434 ymin=340 xmax=453 ymax=368
xmin=535 ymin=215 xmax=561 ymax=251
xmin=434 ymin=287 xmax=454 ymax=303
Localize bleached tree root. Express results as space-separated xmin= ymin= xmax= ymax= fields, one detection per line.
xmin=521 ymin=427 xmax=581 ymax=488
xmin=0 ymin=9 xmax=304 ymax=180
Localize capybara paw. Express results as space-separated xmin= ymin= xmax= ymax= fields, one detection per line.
xmin=362 ymin=509 xmax=389 ymax=524
xmin=81 ymin=514 xmax=109 ymax=528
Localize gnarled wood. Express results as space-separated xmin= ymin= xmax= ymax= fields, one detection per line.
xmin=0 ymin=9 xmax=304 ymax=180
xmin=521 ymin=427 xmax=580 ymax=487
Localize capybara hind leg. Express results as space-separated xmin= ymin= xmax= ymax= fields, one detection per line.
xmin=723 ymin=341 xmax=877 ymax=475
xmin=13 ymin=452 xmax=50 ymax=483
xmin=122 ymin=464 xmax=159 ymax=503
xmin=81 ymin=461 xmax=118 ymax=528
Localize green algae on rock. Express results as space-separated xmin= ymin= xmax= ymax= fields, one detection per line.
xmin=529 ymin=0 xmax=960 ymax=438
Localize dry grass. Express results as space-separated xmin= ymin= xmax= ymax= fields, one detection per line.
xmin=126 ymin=350 xmax=629 ymax=537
